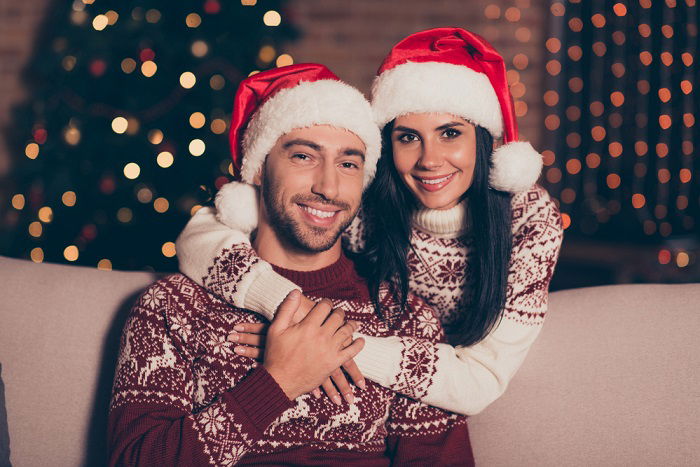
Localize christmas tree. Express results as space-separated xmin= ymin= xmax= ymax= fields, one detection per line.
xmin=1 ymin=0 xmax=296 ymax=271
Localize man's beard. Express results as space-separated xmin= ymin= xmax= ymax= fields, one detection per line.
xmin=261 ymin=173 xmax=357 ymax=253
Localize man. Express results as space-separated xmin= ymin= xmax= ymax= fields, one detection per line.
xmin=109 ymin=64 xmax=471 ymax=466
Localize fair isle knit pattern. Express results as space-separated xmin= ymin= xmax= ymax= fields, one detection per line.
xmin=109 ymin=257 xmax=469 ymax=465
xmin=175 ymin=184 xmax=563 ymax=415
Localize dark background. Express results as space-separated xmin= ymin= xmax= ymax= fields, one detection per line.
xmin=0 ymin=0 xmax=698 ymax=290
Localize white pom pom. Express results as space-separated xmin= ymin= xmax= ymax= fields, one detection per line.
xmin=489 ymin=141 xmax=543 ymax=193
xmin=214 ymin=181 xmax=259 ymax=234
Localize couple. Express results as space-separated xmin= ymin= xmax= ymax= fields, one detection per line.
xmin=109 ymin=28 xmax=563 ymax=465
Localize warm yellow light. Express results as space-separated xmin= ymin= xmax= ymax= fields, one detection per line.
xmin=123 ymin=162 xmax=141 ymax=179
xmin=30 ymin=247 xmax=44 ymax=263
xmin=248 ymin=70 xmax=260 ymax=77
xmin=211 ymin=118 xmax=227 ymax=134
xmin=180 ymin=71 xmax=196 ymax=89
xmin=64 ymin=245 xmax=79 ymax=262
xmin=276 ymin=54 xmax=294 ymax=67
xmin=504 ymin=7 xmax=521 ymax=22
xmin=141 ymin=61 xmax=157 ymax=77
xmin=62 ymin=56 xmax=77 ymax=71
xmin=112 ymin=116 xmax=128 ymax=134
xmin=191 ymin=204 xmax=203 ymax=216
xmin=676 ymin=252 xmax=690 ymax=268
xmin=28 ymin=221 xmax=43 ymax=237
xmin=484 ymin=4 xmax=501 ymax=19
xmin=38 ymin=206 xmax=53 ymax=223
xmin=263 ymin=10 xmax=281 ymax=26
xmin=242 ymin=0 xmax=257 ymax=5
xmin=154 ymin=197 xmax=169 ymax=213
xmin=25 ymin=143 xmax=39 ymax=159
xmin=632 ymin=194 xmax=646 ymax=209
xmin=126 ymin=118 xmax=140 ymax=135
xmin=145 ymin=9 xmax=161 ymax=23
xmin=186 ymin=13 xmax=202 ymax=27
xmin=258 ymin=45 xmax=276 ymax=63
xmin=97 ymin=259 xmax=112 ymax=271
xmin=105 ymin=10 xmax=119 ymax=25
xmin=189 ymin=112 xmax=206 ymax=129
xmin=189 ymin=139 xmax=206 ymax=156
xmin=191 ymin=40 xmax=208 ymax=57
xmin=162 ymin=242 xmax=177 ymax=257
xmin=11 ymin=194 xmax=25 ymax=210
xmin=62 ymin=191 xmax=77 ymax=207
xmin=117 ymin=207 xmax=133 ymax=223
xmin=561 ymin=213 xmax=571 ymax=229
xmin=137 ymin=187 xmax=153 ymax=203
xmin=157 ymin=151 xmax=174 ymax=168
xmin=148 ymin=129 xmax=164 ymax=144
xmin=92 ymin=14 xmax=109 ymax=31
xmin=210 ymin=74 xmax=225 ymax=90
xmin=121 ymin=58 xmax=136 ymax=73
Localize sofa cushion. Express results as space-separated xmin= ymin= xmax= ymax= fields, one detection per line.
xmin=0 ymin=363 xmax=10 ymax=467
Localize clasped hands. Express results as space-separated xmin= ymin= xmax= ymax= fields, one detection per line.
xmin=227 ymin=289 xmax=366 ymax=404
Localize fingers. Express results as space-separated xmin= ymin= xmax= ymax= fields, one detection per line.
xmin=331 ymin=320 xmax=357 ymax=347
xmin=330 ymin=368 xmax=354 ymax=404
xmin=302 ymin=298 xmax=334 ymax=327
xmin=341 ymin=358 xmax=366 ymax=390
xmin=270 ymin=289 xmax=301 ymax=331
xmin=321 ymin=308 xmax=346 ymax=334
xmin=232 ymin=322 xmax=267 ymax=334
xmin=233 ymin=345 xmax=263 ymax=361
xmin=321 ymin=378 xmax=342 ymax=406
xmin=228 ymin=331 xmax=265 ymax=347
xmin=339 ymin=337 xmax=365 ymax=362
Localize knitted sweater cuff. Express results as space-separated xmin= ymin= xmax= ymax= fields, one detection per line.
xmin=225 ymin=366 xmax=294 ymax=434
xmin=243 ymin=268 xmax=301 ymax=321
xmin=352 ymin=333 xmax=402 ymax=388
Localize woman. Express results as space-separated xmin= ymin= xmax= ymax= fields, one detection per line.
xmin=176 ymin=28 xmax=563 ymax=414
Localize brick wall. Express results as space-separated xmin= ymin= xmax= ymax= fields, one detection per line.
xmin=0 ymin=0 xmax=549 ymax=176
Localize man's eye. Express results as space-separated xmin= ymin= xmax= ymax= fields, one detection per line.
xmin=340 ymin=162 xmax=359 ymax=169
xmin=443 ymin=128 xmax=461 ymax=138
xmin=292 ymin=153 xmax=310 ymax=160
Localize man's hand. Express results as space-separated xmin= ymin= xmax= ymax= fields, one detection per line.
xmin=260 ymin=290 xmax=365 ymax=400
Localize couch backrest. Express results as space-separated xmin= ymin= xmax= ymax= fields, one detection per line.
xmin=0 ymin=256 xmax=160 ymax=466
xmin=1 ymin=255 xmax=698 ymax=466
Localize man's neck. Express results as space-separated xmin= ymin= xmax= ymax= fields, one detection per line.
xmin=253 ymin=222 xmax=342 ymax=272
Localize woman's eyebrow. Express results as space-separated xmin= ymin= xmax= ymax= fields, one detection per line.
xmin=393 ymin=125 xmax=417 ymax=133
xmin=435 ymin=121 xmax=465 ymax=131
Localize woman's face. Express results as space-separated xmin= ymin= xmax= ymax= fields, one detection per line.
xmin=391 ymin=112 xmax=477 ymax=210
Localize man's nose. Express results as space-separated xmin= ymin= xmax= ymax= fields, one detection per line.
xmin=310 ymin=162 xmax=339 ymax=200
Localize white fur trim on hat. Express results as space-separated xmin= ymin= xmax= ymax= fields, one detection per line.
xmin=489 ymin=141 xmax=543 ymax=193
xmin=241 ymin=79 xmax=381 ymax=187
xmin=371 ymin=61 xmax=503 ymax=138
xmin=215 ymin=181 xmax=259 ymax=234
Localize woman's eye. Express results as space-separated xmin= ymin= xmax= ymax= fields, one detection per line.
xmin=398 ymin=133 xmax=418 ymax=143
xmin=443 ymin=128 xmax=461 ymax=138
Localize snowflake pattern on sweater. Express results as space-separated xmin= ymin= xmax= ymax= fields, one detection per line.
xmin=109 ymin=264 xmax=469 ymax=466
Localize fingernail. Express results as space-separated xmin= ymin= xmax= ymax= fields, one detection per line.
xmin=344 ymin=392 xmax=354 ymax=404
xmin=332 ymin=395 xmax=342 ymax=406
xmin=358 ymin=379 xmax=366 ymax=390
xmin=312 ymin=389 xmax=321 ymax=399
xmin=228 ymin=332 xmax=239 ymax=343
xmin=233 ymin=346 xmax=246 ymax=355
xmin=234 ymin=324 xmax=245 ymax=332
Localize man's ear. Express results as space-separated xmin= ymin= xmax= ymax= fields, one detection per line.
xmin=252 ymin=159 xmax=265 ymax=186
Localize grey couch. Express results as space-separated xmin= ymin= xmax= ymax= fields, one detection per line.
xmin=1 ymin=255 xmax=698 ymax=466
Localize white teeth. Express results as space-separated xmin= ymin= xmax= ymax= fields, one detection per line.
xmin=421 ymin=174 xmax=452 ymax=185
xmin=301 ymin=205 xmax=336 ymax=218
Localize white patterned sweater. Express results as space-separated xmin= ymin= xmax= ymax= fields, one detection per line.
xmin=176 ymin=184 xmax=563 ymax=415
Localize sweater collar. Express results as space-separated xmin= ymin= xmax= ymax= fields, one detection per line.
xmin=412 ymin=199 xmax=470 ymax=238
xmin=271 ymin=253 xmax=357 ymax=292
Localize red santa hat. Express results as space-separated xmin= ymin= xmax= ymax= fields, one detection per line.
xmin=371 ymin=27 xmax=542 ymax=193
xmin=215 ymin=63 xmax=381 ymax=233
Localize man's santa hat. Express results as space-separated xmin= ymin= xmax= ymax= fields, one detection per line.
xmin=215 ymin=63 xmax=381 ymax=233
xmin=371 ymin=27 xmax=542 ymax=193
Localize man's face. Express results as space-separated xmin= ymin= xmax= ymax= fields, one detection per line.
xmin=255 ymin=125 xmax=366 ymax=253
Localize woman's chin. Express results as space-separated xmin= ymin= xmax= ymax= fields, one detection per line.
xmin=415 ymin=194 xmax=461 ymax=211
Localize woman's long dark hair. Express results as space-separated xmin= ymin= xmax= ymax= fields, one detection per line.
xmin=362 ymin=122 xmax=512 ymax=347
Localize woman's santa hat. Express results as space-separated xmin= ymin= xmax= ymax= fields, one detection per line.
xmin=215 ymin=63 xmax=381 ymax=233
xmin=371 ymin=27 xmax=542 ymax=193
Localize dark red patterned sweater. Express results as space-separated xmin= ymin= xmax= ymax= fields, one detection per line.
xmin=109 ymin=253 xmax=472 ymax=466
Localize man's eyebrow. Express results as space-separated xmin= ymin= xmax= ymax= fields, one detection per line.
xmin=342 ymin=148 xmax=365 ymax=161
xmin=282 ymin=139 xmax=322 ymax=151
